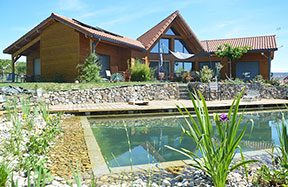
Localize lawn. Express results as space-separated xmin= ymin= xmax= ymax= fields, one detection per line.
xmin=0 ymin=81 xmax=167 ymax=92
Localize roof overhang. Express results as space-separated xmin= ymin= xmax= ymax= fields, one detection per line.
xmin=3 ymin=13 xmax=145 ymax=55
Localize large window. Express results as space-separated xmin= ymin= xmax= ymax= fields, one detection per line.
xmin=174 ymin=61 xmax=193 ymax=72
xmin=174 ymin=39 xmax=189 ymax=54
xmin=149 ymin=61 xmax=170 ymax=77
xmin=150 ymin=38 xmax=169 ymax=54
xmin=165 ymin=28 xmax=178 ymax=35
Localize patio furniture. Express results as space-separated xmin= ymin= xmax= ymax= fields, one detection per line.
xmin=243 ymin=84 xmax=260 ymax=101
xmin=105 ymin=70 xmax=111 ymax=80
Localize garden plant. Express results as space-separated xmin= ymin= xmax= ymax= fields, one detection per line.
xmin=166 ymin=89 xmax=257 ymax=187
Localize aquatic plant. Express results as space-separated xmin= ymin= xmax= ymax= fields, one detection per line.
xmin=274 ymin=110 xmax=288 ymax=167
xmin=166 ymin=89 xmax=257 ymax=187
xmin=253 ymin=106 xmax=288 ymax=185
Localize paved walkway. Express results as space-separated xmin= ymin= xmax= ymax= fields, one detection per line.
xmin=49 ymin=99 xmax=288 ymax=114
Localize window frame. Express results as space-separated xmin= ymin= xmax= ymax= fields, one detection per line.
xmin=150 ymin=38 xmax=170 ymax=54
xmin=174 ymin=39 xmax=191 ymax=54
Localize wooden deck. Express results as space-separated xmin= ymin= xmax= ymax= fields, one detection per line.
xmin=49 ymin=99 xmax=288 ymax=114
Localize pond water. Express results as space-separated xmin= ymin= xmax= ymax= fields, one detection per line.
xmin=88 ymin=111 xmax=288 ymax=168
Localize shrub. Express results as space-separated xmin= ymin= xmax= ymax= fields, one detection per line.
xmin=251 ymin=75 xmax=265 ymax=84
xmin=197 ymin=66 xmax=213 ymax=82
xmin=111 ymin=73 xmax=123 ymax=82
xmin=130 ymin=60 xmax=154 ymax=81
xmin=181 ymin=71 xmax=192 ymax=83
xmin=268 ymin=77 xmax=281 ymax=86
xmin=77 ymin=54 xmax=102 ymax=83
xmin=54 ymin=72 xmax=65 ymax=83
xmin=166 ymin=89 xmax=257 ymax=187
xmin=222 ymin=78 xmax=245 ymax=84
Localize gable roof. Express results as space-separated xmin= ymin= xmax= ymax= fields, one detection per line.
xmin=137 ymin=10 xmax=203 ymax=52
xmin=4 ymin=13 xmax=145 ymax=55
xmin=201 ymin=35 xmax=277 ymax=52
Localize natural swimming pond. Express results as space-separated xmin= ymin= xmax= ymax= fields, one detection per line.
xmin=88 ymin=111 xmax=288 ymax=168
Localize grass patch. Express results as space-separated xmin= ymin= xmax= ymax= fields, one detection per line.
xmin=0 ymin=81 xmax=167 ymax=92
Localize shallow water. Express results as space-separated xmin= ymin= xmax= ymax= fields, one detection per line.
xmin=88 ymin=111 xmax=288 ymax=168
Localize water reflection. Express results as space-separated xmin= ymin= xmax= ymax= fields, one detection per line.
xmin=89 ymin=111 xmax=288 ymax=167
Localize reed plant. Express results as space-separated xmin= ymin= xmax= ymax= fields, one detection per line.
xmin=274 ymin=110 xmax=288 ymax=168
xmin=166 ymin=89 xmax=257 ymax=187
xmin=254 ymin=106 xmax=288 ymax=185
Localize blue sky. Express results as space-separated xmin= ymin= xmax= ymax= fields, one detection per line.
xmin=0 ymin=0 xmax=287 ymax=72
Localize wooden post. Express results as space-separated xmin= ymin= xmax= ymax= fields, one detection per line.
xmin=131 ymin=58 xmax=135 ymax=68
xmin=144 ymin=56 xmax=149 ymax=68
xmin=11 ymin=56 xmax=15 ymax=82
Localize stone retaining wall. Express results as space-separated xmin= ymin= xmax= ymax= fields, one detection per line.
xmin=188 ymin=82 xmax=288 ymax=100
xmin=43 ymin=83 xmax=179 ymax=105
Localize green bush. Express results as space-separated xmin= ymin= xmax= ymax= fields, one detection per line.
xmin=251 ymin=75 xmax=265 ymax=84
xmin=268 ymin=77 xmax=281 ymax=86
xmin=131 ymin=61 xmax=154 ymax=81
xmin=111 ymin=73 xmax=123 ymax=82
xmin=197 ymin=66 xmax=213 ymax=82
xmin=166 ymin=90 xmax=257 ymax=187
xmin=54 ymin=72 xmax=65 ymax=83
xmin=77 ymin=54 xmax=102 ymax=83
xmin=0 ymin=162 xmax=8 ymax=187
xmin=182 ymin=71 xmax=192 ymax=83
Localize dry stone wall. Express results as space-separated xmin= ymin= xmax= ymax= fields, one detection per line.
xmin=188 ymin=82 xmax=288 ymax=100
xmin=43 ymin=83 xmax=179 ymax=105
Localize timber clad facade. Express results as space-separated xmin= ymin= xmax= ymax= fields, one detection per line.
xmin=3 ymin=10 xmax=277 ymax=82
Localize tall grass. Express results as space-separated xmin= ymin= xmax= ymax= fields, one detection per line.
xmin=166 ymin=89 xmax=257 ymax=187
xmin=274 ymin=111 xmax=288 ymax=168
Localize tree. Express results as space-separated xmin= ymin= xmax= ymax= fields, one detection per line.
xmin=77 ymin=54 xmax=102 ymax=82
xmin=215 ymin=44 xmax=251 ymax=78
xmin=15 ymin=62 xmax=26 ymax=75
xmin=0 ymin=59 xmax=26 ymax=74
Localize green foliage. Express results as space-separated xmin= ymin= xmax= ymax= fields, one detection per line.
xmin=111 ymin=73 xmax=123 ymax=82
xmin=253 ymin=107 xmax=288 ymax=186
xmin=130 ymin=60 xmax=155 ymax=81
xmin=15 ymin=62 xmax=26 ymax=75
xmin=251 ymin=75 xmax=265 ymax=84
xmin=268 ymin=77 xmax=281 ymax=86
xmin=0 ymin=161 xmax=8 ymax=187
xmin=215 ymin=44 xmax=251 ymax=62
xmin=1 ymin=98 xmax=62 ymax=186
xmin=54 ymin=72 xmax=65 ymax=83
xmin=197 ymin=66 xmax=213 ymax=82
xmin=0 ymin=59 xmax=26 ymax=75
xmin=77 ymin=54 xmax=102 ymax=83
xmin=253 ymin=164 xmax=288 ymax=185
xmin=274 ymin=112 xmax=288 ymax=168
xmin=181 ymin=71 xmax=193 ymax=83
xmin=166 ymin=89 xmax=257 ymax=187
xmin=222 ymin=78 xmax=245 ymax=84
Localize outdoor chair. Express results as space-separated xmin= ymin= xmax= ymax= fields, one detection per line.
xmin=243 ymin=84 xmax=260 ymax=101
xmin=105 ymin=70 xmax=111 ymax=80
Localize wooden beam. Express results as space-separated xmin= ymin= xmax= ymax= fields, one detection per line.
xmin=11 ymin=56 xmax=15 ymax=82
xmin=90 ymin=39 xmax=92 ymax=54
xmin=131 ymin=58 xmax=135 ymax=67
xmin=12 ymin=36 xmax=40 ymax=58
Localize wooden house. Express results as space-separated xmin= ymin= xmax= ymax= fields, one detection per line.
xmin=3 ymin=10 xmax=277 ymax=82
